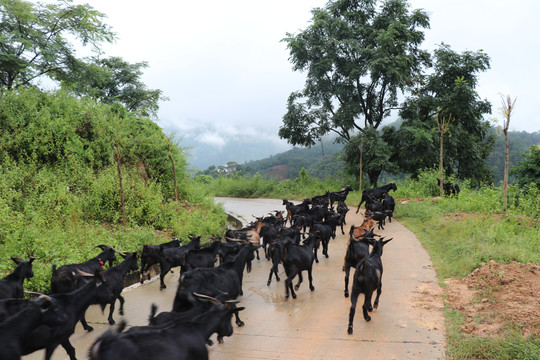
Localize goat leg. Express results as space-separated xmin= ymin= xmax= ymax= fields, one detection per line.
xmin=308 ymin=268 xmax=314 ymax=291
xmin=107 ymin=299 xmax=116 ymax=325
xmin=373 ymin=284 xmax=382 ymax=309
xmin=294 ymin=272 xmax=303 ymax=291
xmin=347 ymin=292 xmax=359 ymax=334
xmin=363 ymin=292 xmax=373 ymax=321
xmin=118 ymin=295 xmax=125 ymax=316
xmin=80 ymin=311 xmax=94 ymax=332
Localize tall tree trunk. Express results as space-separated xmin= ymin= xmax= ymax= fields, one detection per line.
xmin=359 ymin=138 xmax=364 ymax=192
xmin=500 ymin=95 xmax=515 ymax=216
xmin=440 ymin=131 xmax=444 ymax=197
xmin=169 ymin=153 xmax=179 ymax=203
xmin=114 ymin=145 xmax=127 ymax=227
xmin=503 ymin=128 xmax=509 ymax=214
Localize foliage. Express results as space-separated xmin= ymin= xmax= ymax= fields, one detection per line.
xmin=510 ymin=146 xmax=540 ymax=187
xmin=0 ymin=0 xmax=115 ymax=90
xmin=386 ymin=44 xmax=495 ymax=185
xmin=56 ymin=56 xmax=166 ymax=119
xmin=0 ymin=88 xmax=227 ymax=291
xmin=197 ymin=168 xmax=343 ymax=201
xmin=487 ymin=130 xmax=540 ymax=184
xmin=279 ymin=0 xmax=430 ymax=185
xmin=343 ymin=126 xmax=398 ymax=187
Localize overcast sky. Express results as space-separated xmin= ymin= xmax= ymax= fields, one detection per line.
xmin=66 ymin=0 xmax=539 ymax=153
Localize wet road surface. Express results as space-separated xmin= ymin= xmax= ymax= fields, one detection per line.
xmin=24 ymin=197 xmax=445 ymax=360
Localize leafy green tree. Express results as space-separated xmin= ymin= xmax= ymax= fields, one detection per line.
xmin=343 ymin=126 xmax=397 ymax=187
xmin=384 ymin=44 xmax=494 ymax=185
xmin=510 ymin=145 xmax=540 ymax=186
xmin=279 ymin=0 xmax=430 ymax=185
xmin=56 ymin=56 xmax=166 ymax=118
xmin=0 ymin=0 xmax=114 ymax=90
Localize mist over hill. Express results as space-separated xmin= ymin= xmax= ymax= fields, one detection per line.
xmin=181 ymin=124 xmax=539 ymax=185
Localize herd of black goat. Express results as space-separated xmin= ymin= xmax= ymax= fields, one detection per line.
xmin=0 ymin=183 xmax=401 ymax=360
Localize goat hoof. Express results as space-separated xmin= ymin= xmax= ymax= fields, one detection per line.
xmin=237 ymin=321 xmax=245 ymax=327
xmin=276 ymin=276 xmax=280 ymax=281
xmin=109 ymin=320 xmax=115 ymax=325
xmin=85 ymin=326 xmax=94 ymax=332
xmin=365 ymin=316 xmax=371 ymax=321
xmin=344 ymin=292 xmax=349 ymax=298
xmin=325 ymin=254 xmax=329 ymax=258
xmin=347 ymin=326 xmax=353 ymax=335
xmin=368 ymin=306 xmax=373 ymax=312
xmin=218 ymin=337 xmax=224 ymax=344
xmin=374 ymin=303 xmax=379 ymax=309
xmin=310 ymin=286 xmax=315 ymax=291
xmin=207 ymin=339 xmax=214 ymax=346
xmin=267 ymin=281 xmax=271 ymax=286
xmin=294 ymin=285 xmax=300 ymax=291
xmin=292 ymin=294 xmax=297 ymax=299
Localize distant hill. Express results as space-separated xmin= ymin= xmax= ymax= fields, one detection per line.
xmin=239 ymin=129 xmax=540 ymax=184
xmin=241 ymin=138 xmax=345 ymax=181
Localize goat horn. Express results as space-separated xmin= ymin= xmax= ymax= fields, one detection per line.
xmin=76 ymin=269 xmax=94 ymax=277
xmin=113 ymin=249 xmax=130 ymax=254
xmin=192 ymin=292 xmax=221 ymax=306
xmin=38 ymin=294 xmax=52 ymax=301
xmin=24 ymin=290 xmax=44 ymax=296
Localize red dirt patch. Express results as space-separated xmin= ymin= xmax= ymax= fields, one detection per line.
xmin=445 ymin=260 xmax=540 ymax=337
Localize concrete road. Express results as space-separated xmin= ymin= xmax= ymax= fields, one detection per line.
xmin=24 ymin=197 xmax=445 ymax=360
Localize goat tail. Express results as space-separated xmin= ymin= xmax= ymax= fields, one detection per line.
xmin=149 ymin=303 xmax=158 ymax=324
xmin=349 ymin=225 xmax=355 ymax=237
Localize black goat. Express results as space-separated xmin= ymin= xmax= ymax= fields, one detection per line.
xmin=0 ymin=256 xmax=35 ymax=299
xmin=88 ymin=296 xmax=243 ymax=360
xmin=311 ymin=192 xmax=329 ymax=207
xmin=181 ymin=241 xmax=221 ymax=273
xmin=356 ymin=183 xmax=397 ymax=213
xmin=282 ymin=198 xmax=311 ymax=226
xmin=336 ymin=201 xmax=350 ymax=235
xmin=173 ymin=242 xmax=257 ymax=327
xmin=347 ymin=238 xmax=392 ymax=334
xmin=20 ymin=270 xmax=113 ymax=360
xmin=438 ymin=179 xmax=461 ymax=197
xmin=0 ymin=295 xmax=67 ymax=360
xmin=148 ymin=293 xmax=241 ymax=345
xmin=382 ymin=193 xmax=396 ymax=222
xmin=283 ymin=233 xmax=318 ymax=299
xmin=80 ymin=251 xmax=139 ymax=331
xmin=365 ymin=210 xmax=386 ymax=230
xmin=266 ymin=238 xmax=294 ymax=286
xmin=343 ymin=230 xmax=375 ymax=298
xmin=50 ymin=245 xmax=118 ymax=294
xmin=158 ymin=234 xmax=201 ymax=290
xmin=329 ymin=185 xmax=353 ymax=207
xmin=139 ymin=239 xmax=180 ymax=283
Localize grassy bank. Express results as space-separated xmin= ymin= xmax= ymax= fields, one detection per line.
xmin=392 ymin=196 xmax=539 ymax=359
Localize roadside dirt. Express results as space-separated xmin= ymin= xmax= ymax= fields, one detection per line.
xmin=445 ymin=260 xmax=540 ymax=337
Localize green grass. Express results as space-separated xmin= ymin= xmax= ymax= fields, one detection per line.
xmin=392 ymin=197 xmax=539 ymax=360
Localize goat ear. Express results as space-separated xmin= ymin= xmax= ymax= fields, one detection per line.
xmin=382 ymin=238 xmax=393 ymax=245
xmin=11 ymin=257 xmax=24 ymax=264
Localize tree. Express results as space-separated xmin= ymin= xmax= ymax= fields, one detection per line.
xmin=343 ymin=126 xmax=397 ymax=187
xmin=0 ymin=0 xmax=114 ymax=90
xmin=384 ymin=44 xmax=495 ymax=185
xmin=56 ymin=56 xmax=166 ymax=118
xmin=436 ymin=112 xmax=452 ymax=196
xmin=279 ymin=0 xmax=430 ymax=186
xmin=510 ymin=146 xmax=540 ymax=187
xmin=500 ymin=95 xmax=516 ymax=214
